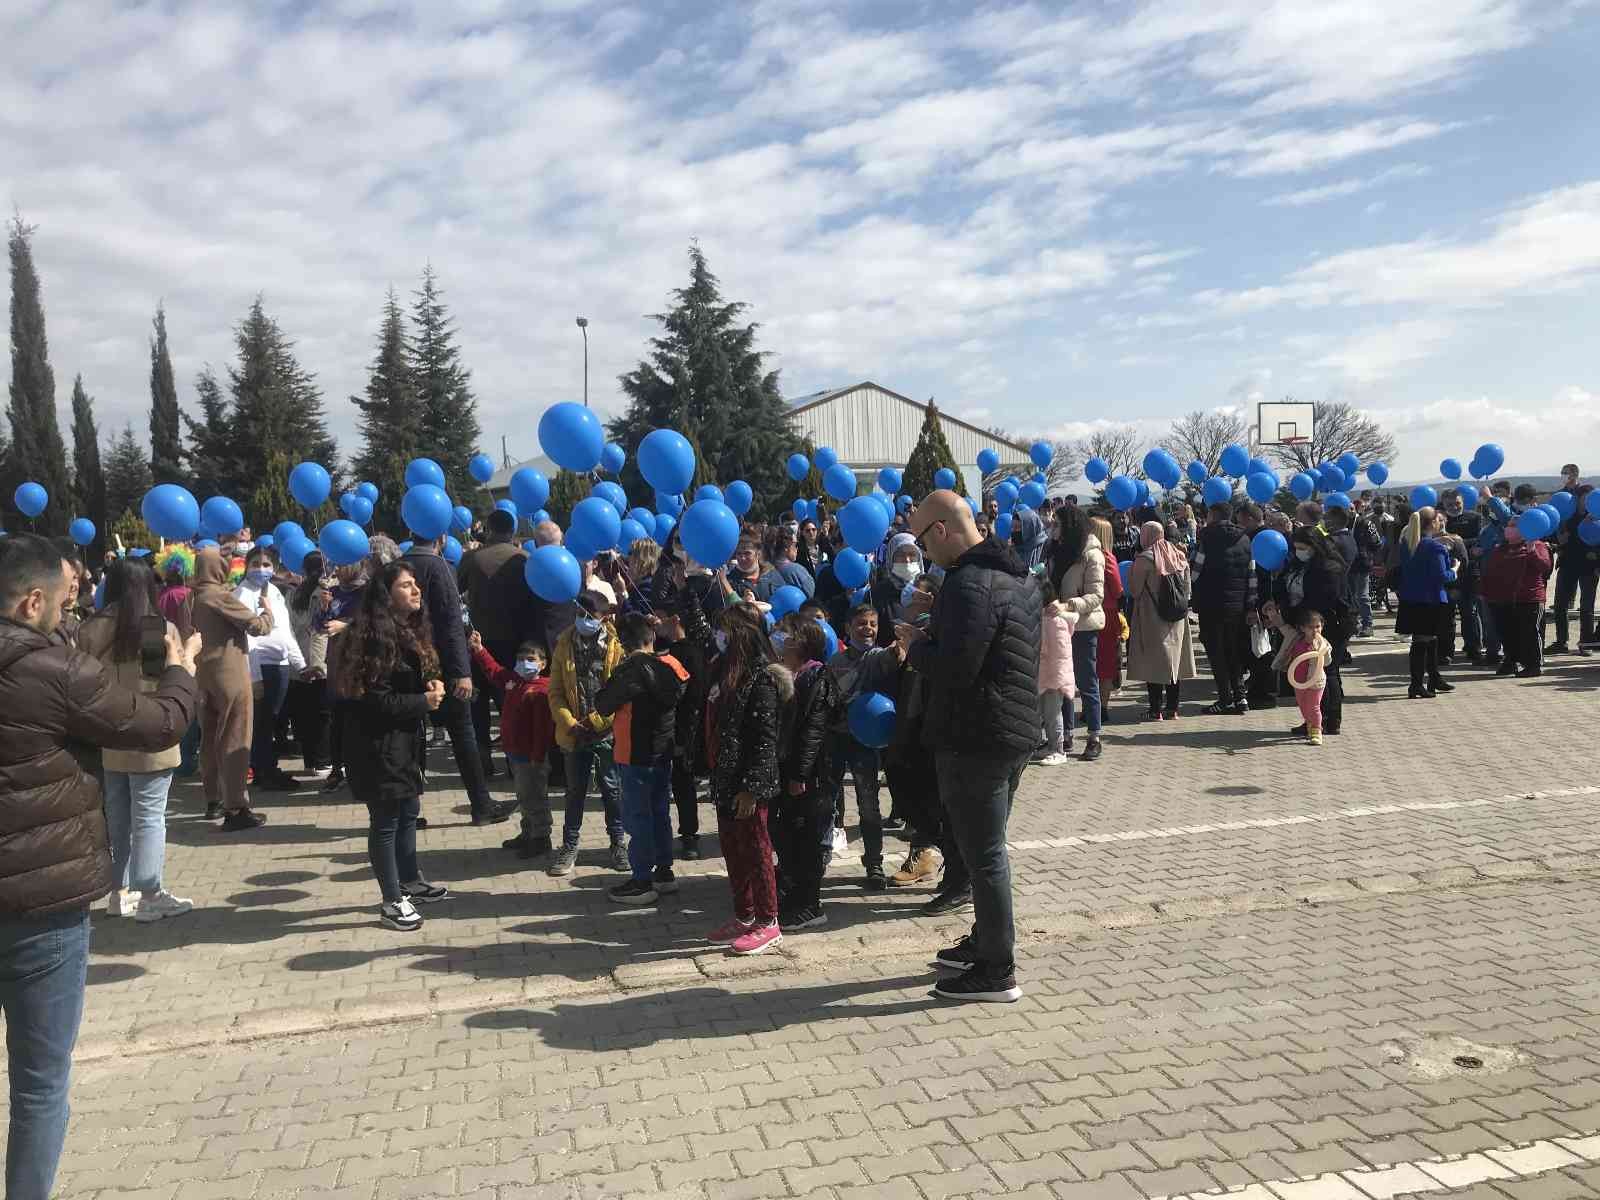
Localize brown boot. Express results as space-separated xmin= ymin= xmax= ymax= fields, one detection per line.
xmin=890 ymin=848 xmax=942 ymax=887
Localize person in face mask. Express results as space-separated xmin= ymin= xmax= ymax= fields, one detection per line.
xmin=1272 ymin=527 xmax=1352 ymax=734
xmin=234 ymin=547 xmax=304 ymax=792
xmin=469 ymin=633 xmax=557 ymax=859
xmin=547 ymin=592 xmax=626 ymax=878
xmin=872 ymin=535 xmax=925 ymax=634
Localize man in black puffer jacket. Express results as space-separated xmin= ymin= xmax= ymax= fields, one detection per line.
xmin=1193 ymin=503 xmax=1254 ymax=714
xmin=898 ymin=491 xmax=1040 ymax=1005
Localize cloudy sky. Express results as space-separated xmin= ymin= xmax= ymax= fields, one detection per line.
xmin=4 ymin=0 xmax=1597 ymax=481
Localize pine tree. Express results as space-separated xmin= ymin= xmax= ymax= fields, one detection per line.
xmin=545 ymin=469 xmax=593 ymax=530
xmin=69 ymin=375 xmax=106 ymax=556
xmin=104 ymin=423 xmax=153 ymax=526
xmin=248 ymin=450 xmax=303 ymax=533
xmin=410 ymin=266 xmax=480 ymax=501
xmin=7 ymin=217 xmax=70 ymax=534
xmin=182 ymin=366 xmax=232 ymax=501
xmin=108 ymin=509 xmax=155 ymax=554
xmin=902 ymin=402 xmax=967 ymax=500
xmin=148 ymin=303 xmax=186 ymax=486
xmin=351 ymin=289 xmax=424 ymax=532
xmin=226 ymin=297 xmax=338 ymax=483
xmin=610 ymin=243 xmax=795 ymax=519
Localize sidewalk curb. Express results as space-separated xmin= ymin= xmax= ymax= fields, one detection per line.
xmin=80 ymin=851 xmax=1600 ymax=1066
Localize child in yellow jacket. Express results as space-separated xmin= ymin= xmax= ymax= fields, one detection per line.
xmin=547 ymin=593 xmax=627 ymax=877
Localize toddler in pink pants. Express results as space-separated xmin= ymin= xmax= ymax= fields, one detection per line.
xmin=1272 ymin=610 xmax=1332 ymax=745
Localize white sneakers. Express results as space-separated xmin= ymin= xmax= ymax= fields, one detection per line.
xmin=106 ymin=889 xmax=138 ymax=917
xmin=382 ymin=897 xmax=424 ymax=932
xmin=1038 ymin=752 xmax=1073 ymax=767
xmin=134 ymin=891 xmax=194 ymax=923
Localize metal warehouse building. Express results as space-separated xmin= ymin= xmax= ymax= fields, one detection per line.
xmin=785 ymin=381 xmax=1029 ymax=497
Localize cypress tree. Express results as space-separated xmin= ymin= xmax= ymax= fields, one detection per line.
xmin=7 ymin=217 xmax=70 ymax=533
xmin=545 ymin=469 xmax=593 ymax=530
xmin=69 ymin=375 xmax=107 ymax=557
xmin=902 ymin=402 xmax=967 ymax=500
xmin=103 ymin=423 xmax=153 ymax=527
xmin=149 ymin=303 xmax=186 ymax=485
xmin=351 ymin=289 xmax=423 ymax=532
xmin=611 ymin=243 xmax=795 ymax=519
xmin=410 ymin=266 xmax=480 ymax=501
xmin=182 ymin=366 xmax=232 ymax=502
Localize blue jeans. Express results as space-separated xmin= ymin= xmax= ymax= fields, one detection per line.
xmin=1348 ymin=567 xmax=1373 ymax=632
xmin=561 ymin=743 xmax=623 ymax=849
xmin=102 ymin=770 xmax=173 ymax=894
xmin=250 ymin=664 xmax=290 ymax=777
xmin=0 ymin=908 xmax=89 ymax=1200
xmin=1477 ymin=594 xmax=1501 ymax=656
xmin=366 ymin=794 xmax=420 ymax=904
xmin=830 ymin=734 xmax=883 ymax=868
xmin=1071 ymin=630 xmax=1102 ymax=734
xmin=935 ymin=752 xmax=1023 ymax=975
xmin=619 ymin=762 xmax=673 ymax=881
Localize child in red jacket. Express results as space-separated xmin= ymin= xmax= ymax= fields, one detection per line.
xmin=470 ymin=632 xmax=557 ymax=858
xmin=1481 ymin=524 xmax=1553 ymax=678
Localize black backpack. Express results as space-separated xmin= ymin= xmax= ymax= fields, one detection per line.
xmin=1154 ymin=568 xmax=1191 ymax=623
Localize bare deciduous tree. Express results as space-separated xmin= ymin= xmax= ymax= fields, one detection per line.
xmin=1074 ymin=423 xmax=1147 ymax=480
xmin=981 ymin=428 xmax=1083 ymax=493
xmin=1264 ymin=399 xmax=1398 ymax=474
xmin=1168 ymin=407 xmax=1248 ymax=477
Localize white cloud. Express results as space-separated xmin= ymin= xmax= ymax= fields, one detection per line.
xmin=1263 ymin=163 xmax=1430 ymax=207
xmin=1311 ymin=319 xmax=1456 ymax=381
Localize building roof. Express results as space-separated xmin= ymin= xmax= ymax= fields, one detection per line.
xmin=485 ymin=453 xmax=559 ymax=493
xmin=784 ymin=381 xmax=1030 ymax=465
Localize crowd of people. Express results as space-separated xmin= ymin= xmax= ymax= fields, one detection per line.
xmin=1 ymin=459 xmax=1594 ymax=1195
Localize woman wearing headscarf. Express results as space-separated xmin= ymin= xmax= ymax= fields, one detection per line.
xmin=191 ymin=546 xmax=274 ymax=829
xmin=1125 ymin=521 xmax=1196 ymax=720
xmin=1046 ymin=505 xmax=1106 ymax=761
xmin=1087 ymin=516 xmax=1125 ymax=725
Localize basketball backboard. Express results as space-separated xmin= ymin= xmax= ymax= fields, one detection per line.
xmin=1256 ymin=400 xmax=1315 ymax=447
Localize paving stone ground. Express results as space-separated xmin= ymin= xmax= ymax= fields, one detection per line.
xmin=16 ymin=623 xmax=1600 ymax=1198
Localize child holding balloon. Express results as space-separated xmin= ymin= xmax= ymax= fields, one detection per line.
xmin=1481 ymin=522 xmax=1553 ymax=678
xmin=1272 ymin=609 xmax=1332 ymax=745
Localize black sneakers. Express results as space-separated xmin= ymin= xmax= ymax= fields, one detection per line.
xmin=934 ymin=966 xmax=1023 ymax=1004
xmin=402 ymin=880 xmax=449 ymax=904
xmin=921 ymin=888 xmax=973 ymax=917
xmin=679 ymin=835 xmax=701 ymax=861
xmin=518 ymin=836 xmax=553 ymax=861
xmin=935 ymin=935 xmax=978 ymax=970
xmin=779 ymin=905 xmax=828 ymax=931
xmin=220 ymin=809 xmax=267 ymax=832
xmin=471 ymin=802 xmax=515 ymax=827
xmin=653 ymin=868 xmax=679 ymax=895
xmin=381 ymin=897 xmax=423 ymax=932
xmin=863 ymin=865 xmax=888 ymax=891
xmin=608 ymin=878 xmax=658 ymax=905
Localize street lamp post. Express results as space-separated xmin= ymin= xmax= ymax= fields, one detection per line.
xmin=575 ymin=317 xmax=589 ymax=407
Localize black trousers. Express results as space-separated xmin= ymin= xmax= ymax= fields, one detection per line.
xmin=1320 ymin=634 xmax=1346 ymax=732
xmin=1553 ymin=567 xmax=1598 ymax=646
xmin=471 ymin=639 xmax=521 ymax=777
xmin=286 ymin=677 xmax=329 ymax=770
xmin=886 ymin=759 xmax=941 ymax=854
xmin=1199 ymin=613 xmax=1248 ymax=707
xmin=671 ymin=757 xmax=699 ymax=840
xmin=773 ymin=784 xmax=832 ymax=910
xmin=420 ymin=695 xmax=492 ymax=817
xmin=1145 ymin=683 xmax=1181 ymax=715
xmin=1493 ymin=603 xmax=1542 ymax=669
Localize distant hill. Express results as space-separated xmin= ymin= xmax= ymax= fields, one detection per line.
xmin=1373 ymin=474 xmax=1583 ymax=497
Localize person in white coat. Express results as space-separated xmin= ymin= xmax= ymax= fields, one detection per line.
xmin=235 ymin=545 xmax=305 ymax=791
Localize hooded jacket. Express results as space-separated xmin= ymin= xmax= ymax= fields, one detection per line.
xmin=595 ymin=650 xmax=691 ymax=766
xmin=1194 ymin=521 xmax=1253 ymax=615
xmin=190 ymin=547 xmax=273 ymax=685
xmin=908 ymin=536 xmax=1042 ymax=760
xmin=0 ymin=617 xmax=197 ymax=916
xmin=547 ymin=621 xmax=625 ymax=751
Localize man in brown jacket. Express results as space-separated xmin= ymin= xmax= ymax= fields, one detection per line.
xmin=0 ymin=533 xmax=200 ymax=1199
xmin=191 ymin=547 xmax=273 ymax=829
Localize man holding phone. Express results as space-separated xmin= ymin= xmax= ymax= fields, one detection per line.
xmin=0 ymin=533 xmax=201 ymax=1199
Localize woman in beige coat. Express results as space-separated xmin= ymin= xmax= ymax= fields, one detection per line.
xmin=1046 ymin=505 xmax=1106 ymax=760
xmin=1125 ymin=521 xmax=1197 ymax=720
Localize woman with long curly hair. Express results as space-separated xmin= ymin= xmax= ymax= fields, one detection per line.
xmin=334 ymin=561 xmax=449 ymax=931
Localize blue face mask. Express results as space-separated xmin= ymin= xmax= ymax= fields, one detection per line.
xmin=574 ymin=616 xmax=602 ymax=638
xmin=514 ymin=659 xmax=543 ymax=679
xmin=247 ymin=568 xmax=273 ymax=586
xmin=770 ymin=631 xmax=788 ymax=653
xmin=713 ymin=630 xmax=729 ymax=654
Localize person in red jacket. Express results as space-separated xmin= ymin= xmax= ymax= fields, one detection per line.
xmin=1481 ymin=524 xmax=1553 ymax=678
xmin=469 ymin=632 xmax=557 ymax=860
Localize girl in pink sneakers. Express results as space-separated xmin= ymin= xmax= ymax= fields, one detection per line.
xmin=702 ymin=605 xmax=792 ymax=955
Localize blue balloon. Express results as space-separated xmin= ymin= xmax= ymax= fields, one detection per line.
xmin=877 ymin=468 xmax=902 ymax=495
xmin=627 ymin=507 xmax=654 ymax=529
xmin=657 ymin=491 xmax=685 ymax=518
xmin=724 ymin=480 xmax=754 ymax=517
xmin=69 ymin=518 xmax=95 ymax=546
xmin=1186 ymin=460 xmax=1208 ymax=485
xmin=256 ymin=534 xmax=274 ymax=550
xmin=1029 ymin=441 xmax=1053 ymax=469
xmin=995 ymin=512 xmax=1013 ymax=540
xmin=318 ymin=519 xmax=370 ymax=568
xmin=451 ymin=505 xmax=473 ymax=533
xmin=1366 ymin=462 xmax=1390 ymax=486
xmin=338 ymin=491 xmax=361 ymax=517
xmin=966 ymin=496 xmax=980 ymax=518
xmin=1336 ymin=452 xmax=1360 ymax=477
xmin=593 ymin=480 xmax=628 ymax=516
xmin=1105 ymin=475 xmax=1138 ymax=511
xmin=200 ymin=496 xmax=243 ymax=537
xmin=791 ymin=499 xmax=809 ymax=520
xmin=1581 ymin=519 xmax=1600 ymax=547
xmin=824 ymin=463 xmax=858 ymax=503
xmin=1246 ymin=472 xmax=1278 ymax=503
xmin=273 ymin=521 xmax=304 ymax=546
xmin=1117 ymin=560 xmax=1132 ymax=588
xmin=525 ymin=544 xmax=582 ymax=603
xmin=617 ymin=517 xmax=649 ymax=551
xmin=1471 ymin=443 xmax=1505 ymax=479
xmin=770 ymin=585 xmax=806 ymax=619
xmin=531 ymin=509 xmax=550 ymax=525
xmin=1490 ymin=497 xmax=1513 ymax=523
xmin=141 ymin=484 xmax=200 ymax=541
xmin=1219 ymin=444 xmax=1249 ymax=477
xmin=11 ymin=483 xmax=45 ymax=518
xmin=1252 ymin=529 xmax=1289 ymax=571
xmin=288 ymin=462 xmax=330 ymax=509
xmin=814 ymin=447 xmax=838 ymax=472
xmin=786 ymin=453 xmax=811 ymax=482
xmin=652 ymin=513 xmax=676 ymax=545
xmin=571 ymin=496 xmax=621 ymax=549
xmin=1410 ymin=485 xmax=1439 ymax=511
xmin=341 ymin=495 xmax=374 ymax=527
xmin=1143 ymin=449 xmax=1174 ymax=486
xmin=404 ymin=458 xmax=446 ymax=490
xmin=638 ymin=429 xmax=696 ymax=495
xmin=1289 ymin=472 xmax=1317 ymax=501
xmin=510 ymin=467 xmax=550 ymax=515
xmin=817 ymin=619 xmax=839 ymax=659
xmin=1085 ymin=457 xmax=1110 ymax=485
xmin=1588 ymin=491 xmax=1600 ymax=520
xmin=1247 ymin=456 xmax=1273 ymax=478
xmin=839 ymin=495 xmax=891 ymax=554
xmin=396 ymin=540 xmax=413 ymax=555
xmin=833 ymin=548 xmax=870 ymax=588
xmin=279 ymin=534 xmax=315 ymax=574
xmin=1134 ymin=479 xmax=1152 ymax=508
xmin=1456 ymin=484 xmax=1480 ymax=511
xmin=468 ymin=454 xmax=495 ymax=484
xmin=679 ymin=499 xmax=740 ymax=568
xmin=1019 ymin=481 xmax=1047 ymax=509
xmin=538 ymin=402 xmax=605 ymax=473
xmin=356 ymin=481 xmax=380 ymax=504
xmin=442 ymin=535 xmax=463 ymax=565
xmin=848 ymin=692 xmax=897 ymax=749
xmin=495 ymin=499 xmax=519 ymax=522
xmin=1549 ymin=490 xmax=1576 ymax=519
xmin=695 ymin=484 xmax=725 ymax=505
xmin=933 ymin=467 xmax=958 ymax=491
xmin=977 ymin=448 xmax=1000 ymax=475
xmin=1538 ymin=503 xmax=1562 ymax=530
xmin=897 ymin=495 xmax=913 ymax=513
xmin=1202 ymin=477 xmax=1233 ymax=506
xmin=600 ymin=442 xmax=626 ymax=476
xmin=401 ymin=484 xmax=453 ymax=539
xmin=995 ymin=481 xmax=1018 ymax=513
xmin=1440 ymin=458 xmax=1462 ymax=481
xmin=1516 ymin=508 xmax=1552 ymax=540
xmin=1323 ymin=492 xmax=1352 ymax=509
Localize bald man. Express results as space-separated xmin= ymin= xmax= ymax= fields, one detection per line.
xmin=898 ymin=490 xmax=1040 ymax=1004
